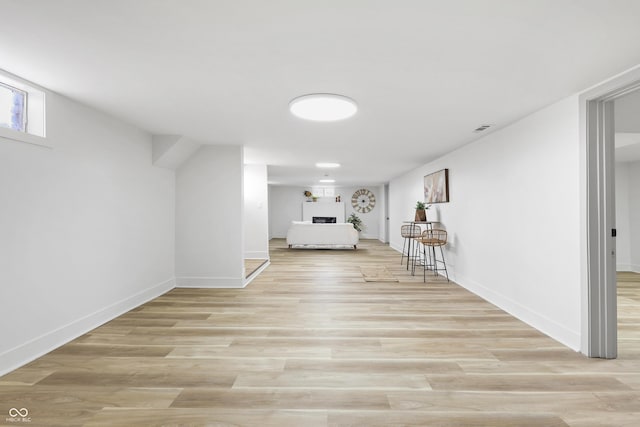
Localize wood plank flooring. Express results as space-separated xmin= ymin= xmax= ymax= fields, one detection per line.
xmin=244 ymin=259 xmax=268 ymax=279
xmin=1 ymin=239 xmax=639 ymax=426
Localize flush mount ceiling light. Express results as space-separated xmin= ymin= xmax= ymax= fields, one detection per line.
xmin=289 ymin=93 xmax=357 ymax=121
xmin=315 ymin=162 xmax=341 ymax=168
xmin=319 ymin=179 xmax=335 ymax=183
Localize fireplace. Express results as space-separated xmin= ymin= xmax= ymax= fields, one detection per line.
xmin=312 ymin=216 xmax=337 ymax=224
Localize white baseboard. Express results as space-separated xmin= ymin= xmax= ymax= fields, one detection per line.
xmin=390 ymin=243 xmax=580 ymax=350
xmin=360 ymin=234 xmax=375 ymax=239
xmin=244 ymin=260 xmax=271 ymax=287
xmin=176 ymin=276 xmax=246 ymax=288
xmin=0 ymin=277 xmax=175 ymax=377
xmin=453 ymin=272 xmax=581 ymax=351
xmin=617 ymin=263 xmax=640 ymax=273
xmin=244 ymin=251 xmax=269 ymax=259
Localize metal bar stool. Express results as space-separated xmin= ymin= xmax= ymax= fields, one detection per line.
xmin=400 ymin=224 xmax=422 ymax=268
xmin=414 ymin=229 xmax=449 ymax=282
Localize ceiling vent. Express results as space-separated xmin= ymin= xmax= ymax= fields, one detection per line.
xmin=473 ymin=124 xmax=492 ymax=133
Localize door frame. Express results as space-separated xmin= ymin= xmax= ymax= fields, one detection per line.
xmin=580 ymin=66 xmax=640 ymax=358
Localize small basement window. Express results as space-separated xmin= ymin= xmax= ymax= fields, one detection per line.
xmin=0 ymin=81 xmax=27 ymax=132
xmin=0 ymin=70 xmax=46 ymax=146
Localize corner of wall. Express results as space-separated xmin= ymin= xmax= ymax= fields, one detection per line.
xmin=152 ymin=135 xmax=202 ymax=170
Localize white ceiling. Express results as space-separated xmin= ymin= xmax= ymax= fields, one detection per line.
xmin=3 ymin=1 xmax=640 ymax=186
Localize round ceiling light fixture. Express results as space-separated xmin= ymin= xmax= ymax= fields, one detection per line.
xmin=289 ymin=93 xmax=358 ymax=121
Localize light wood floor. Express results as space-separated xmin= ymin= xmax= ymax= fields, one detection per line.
xmin=244 ymin=258 xmax=268 ymax=279
xmin=1 ymin=240 xmax=639 ymax=426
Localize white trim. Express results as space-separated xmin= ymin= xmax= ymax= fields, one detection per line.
xmin=176 ymin=276 xmax=246 ymax=288
xmin=0 ymin=68 xmax=47 ymax=142
xmin=0 ymin=278 xmax=175 ymax=377
xmin=453 ymin=272 xmax=581 ymax=351
xmin=244 ymin=260 xmax=271 ymax=287
xmin=617 ymin=264 xmax=640 ymax=273
xmin=244 ymin=251 xmax=269 ymax=259
xmin=390 ymin=242 xmax=403 ymax=253
xmin=579 ymin=65 xmax=640 ymax=358
xmin=588 ymin=99 xmax=617 ymax=359
xmin=388 ymin=244 xmax=580 ymax=350
xmin=359 ymin=233 xmax=377 ymax=239
xmin=0 ymin=125 xmax=48 ymax=148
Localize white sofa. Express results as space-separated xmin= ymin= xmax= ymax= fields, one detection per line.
xmin=286 ymin=221 xmax=359 ymax=249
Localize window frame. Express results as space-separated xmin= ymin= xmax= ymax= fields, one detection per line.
xmin=0 ymin=69 xmax=47 ymax=148
xmin=0 ymin=80 xmax=28 ymax=132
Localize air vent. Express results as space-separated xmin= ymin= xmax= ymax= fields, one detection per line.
xmin=473 ymin=124 xmax=492 ymax=133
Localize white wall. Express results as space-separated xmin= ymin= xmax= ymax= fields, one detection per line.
xmin=615 ymin=160 xmax=640 ymax=272
xmin=341 ymin=186 xmax=382 ymax=239
xmin=614 ymin=89 xmax=640 ymax=133
xmin=175 ymin=145 xmax=245 ymax=287
xmin=269 ymin=186 xmax=306 ymax=239
xmin=615 ymin=89 xmax=640 ymax=272
xmin=244 ymin=164 xmax=269 ymax=259
xmin=615 ymin=162 xmax=632 ymax=270
xmin=629 ymin=161 xmax=640 ymax=272
xmin=268 ymin=185 xmax=384 ymax=239
xmin=0 ymin=89 xmax=175 ymax=375
xmin=389 ymin=95 xmax=582 ymax=350
xmin=379 ymin=184 xmax=389 ymax=243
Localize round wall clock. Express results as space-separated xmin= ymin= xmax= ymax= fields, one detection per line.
xmin=351 ymin=188 xmax=376 ymax=213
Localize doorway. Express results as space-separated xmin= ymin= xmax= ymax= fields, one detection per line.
xmin=581 ymin=67 xmax=640 ymax=358
xmin=613 ymin=91 xmax=640 ymax=274
xmin=614 ymin=90 xmax=640 ymax=357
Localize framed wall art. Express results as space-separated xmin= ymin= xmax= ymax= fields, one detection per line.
xmin=424 ymin=168 xmax=449 ymax=203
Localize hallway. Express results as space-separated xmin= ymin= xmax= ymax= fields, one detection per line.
xmin=0 ymin=240 xmax=639 ymax=426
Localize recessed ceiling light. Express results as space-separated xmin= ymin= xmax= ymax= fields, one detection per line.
xmin=316 ymin=162 xmax=341 ymax=168
xmin=289 ymin=93 xmax=357 ymax=121
xmin=319 ymin=179 xmax=335 ymax=183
